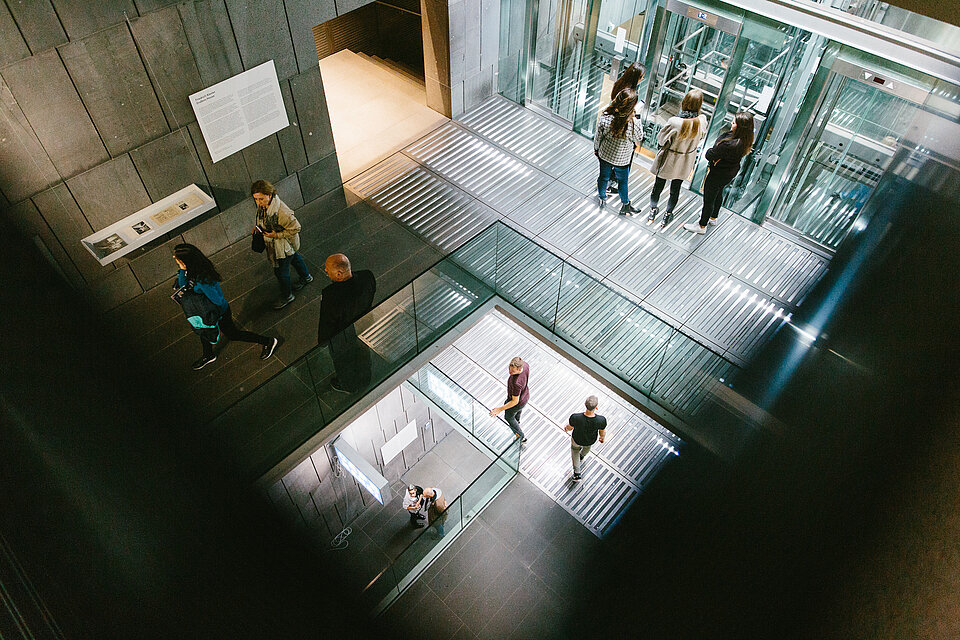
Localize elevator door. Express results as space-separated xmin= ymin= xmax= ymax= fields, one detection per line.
xmin=639 ymin=0 xmax=739 ymax=161
xmin=770 ymin=60 xmax=926 ymax=250
xmin=529 ymin=0 xmax=590 ymax=122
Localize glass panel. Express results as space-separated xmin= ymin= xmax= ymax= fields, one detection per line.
xmin=721 ymin=30 xmax=826 ymax=219
xmin=499 ymin=0 xmax=529 ymax=101
xmin=494 ymin=224 xmax=564 ymax=329
xmin=771 ymin=73 xmax=921 ymax=249
xmin=529 ymin=0 xmax=590 ymax=121
xmin=461 ymin=439 xmax=519 ymax=525
xmin=414 ymin=261 xmax=494 ymax=349
xmin=639 ymin=9 xmax=736 ymax=155
xmin=574 ymin=0 xmax=651 ymax=137
xmin=820 ymin=0 xmax=960 ymax=56
xmin=391 ymin=498 xmax=463 ymax=592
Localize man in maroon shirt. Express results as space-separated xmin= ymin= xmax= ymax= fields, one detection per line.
xmin=489 ymin=356 xmax=529 ymax=443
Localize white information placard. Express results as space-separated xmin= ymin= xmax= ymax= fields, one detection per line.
xmin=381 ymin=420 xmax=418 ymax=465
xmin=81 ymin=184 xmax=216 ymax=266
xmin=189 ymin=60 xmax=289 ymax=163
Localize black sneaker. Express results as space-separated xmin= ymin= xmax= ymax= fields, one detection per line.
xmin=572 ymin=473 xmax=582 ymax=482
xmin=272 ymin=293 xmax=295 ymax=310
xmin=293 ymin=274 xmax=314 ymax=291
xmin=521 ymin=437 xmax=528 ymax=444
xmin=330 ymin=377 xmax=351 ymax=393
xmin=191 ymin=355 xmax=217 ymax=370
xmin=647 ymin=206 xmax=658 ymax=223
xmin=606 ymin=184 xmax=619 ymax=195
xmin=597 ymin=196 xmax=606 ymax=209
xmin=260 ymin=337 xmax=279 ymax=360
xmin=619 ymin=203 xmax=639 ymax=217
xmin=661 ymin=211 xmax=674 ymax=228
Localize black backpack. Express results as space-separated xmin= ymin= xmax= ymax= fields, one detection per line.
xmin=172 ymin=282 xmax=222 ymax=344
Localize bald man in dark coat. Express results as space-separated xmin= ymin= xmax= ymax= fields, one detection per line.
xmin=317 ymin=254 xmax=376 ymax=392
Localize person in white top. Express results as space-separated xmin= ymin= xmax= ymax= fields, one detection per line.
xmin=646 ymin=88 xmax=708 ymax=227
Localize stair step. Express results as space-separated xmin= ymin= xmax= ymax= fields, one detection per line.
xmin=371 ymin=54 xmax=424 ymax=86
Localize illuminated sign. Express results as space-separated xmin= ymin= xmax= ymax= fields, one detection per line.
xmin=333 ymin=438 xmax=392 ymax=505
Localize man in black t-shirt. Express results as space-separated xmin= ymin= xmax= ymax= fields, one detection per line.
xmin=563 ymin=395 xmax=607 ymax=481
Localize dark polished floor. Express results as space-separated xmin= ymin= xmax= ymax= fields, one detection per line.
xmin=104 ymin=187 xmax=442 ymax=424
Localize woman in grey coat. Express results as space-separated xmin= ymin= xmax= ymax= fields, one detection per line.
xmin=647 ymin=89 xmax=708 ymax=227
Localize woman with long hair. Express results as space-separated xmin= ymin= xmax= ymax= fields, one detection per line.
xmin=594 ymin=88 xmax=643 ymax=216
xmin=646 ymin=89 xmax=708 ymax=227
xmin=684 ymin=111 xmax=755 ymax=234
xmin=251 ymin=179 xmax=313 ymax=310
xmin=173 ymin=243 xmax=279 ymax=370
xmin=606 ymin=62 xmax=645 ymax=196
xmin=611 ymin=61 xmax=645 ymax=102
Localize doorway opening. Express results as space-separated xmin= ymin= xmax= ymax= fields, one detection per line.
xmin=314 ymin=2 xmax=448 ymax=181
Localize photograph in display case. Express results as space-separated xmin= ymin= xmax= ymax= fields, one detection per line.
xmin=81 ymin=184 xmax=216 ymax=266
xmin=86 ymin=234 xmax=129 ymax=260
xmin=131 ymin=221 xmax=152 ymax=236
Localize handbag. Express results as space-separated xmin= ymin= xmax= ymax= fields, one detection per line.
xmin=251 ymin=229 xmax=265 ymax=253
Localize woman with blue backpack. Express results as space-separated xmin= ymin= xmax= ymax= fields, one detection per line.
xmin=173 ymin=243 xmax=279 ymax=370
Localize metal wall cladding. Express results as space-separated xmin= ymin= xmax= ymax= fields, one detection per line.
xmin=242 ymin=135 xmax=287 ymax=186
xmin=224 ymin=0 xmax=298 ymax=80
xmin=49 ymin=0 xmax=138 ymax=41
xmin=1 ymin=49 xmax=109 ymax=179
xmin=276 ymin=81 xmax=308 ymax=174
xmin=187 ymin=122 xmax=252 ymax=212
xmin=132 ymin=0 xmax=180 ymax=12
xmin=0 ymin=78 xmax=60 ymax=203
xmin=289 ymin=66 xmax=335 ymax=163
xmin=129 ymin=6 xmax=205 ymax=128
xmin=88 ymin=263 xmax=144 ymax=311
xmin=5 ymin=198 xmax=85 ymax=289
xmin=4 ymin=0 xmax=67 ymax=54
xmin=129 ymin=128 xmax=208 ymax=202
xmin=177 ymin=0 xmax=244 ymax=87
xmin=283 ymin=0 xmax=337 ymax=73
xmin=60 ymin=23 xmax=170 ymax=157
xmin=66 ymin=154 xmax=151 ymax=231
xmin=32 ymin=183 xmax=106 ymax=282
xmin=298 ymin=152 xmax=342 ymax=203
xmin=0 ymin=3 xmax=30 ymax=66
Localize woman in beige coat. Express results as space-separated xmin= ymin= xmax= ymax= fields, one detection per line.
xmin=251 ymin=179 xmax=313 ymax=309
xmin=646 ymin=89 xmax=708 ymax=227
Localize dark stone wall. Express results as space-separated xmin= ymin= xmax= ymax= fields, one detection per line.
xmin=0 ymin=0 xmax=367 ymax=313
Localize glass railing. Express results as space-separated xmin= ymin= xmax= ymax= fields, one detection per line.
xmin=450 ymin=222 xmax=740 ymax=425
xmin=409 ymin=363 xmax=520 ymax=458
xmin=206 ymin=255 xmax=494 ymax=480
xmin=364 ymin=368 xmax=521 ymax=613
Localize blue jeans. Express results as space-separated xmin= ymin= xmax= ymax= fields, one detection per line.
xmin=274 ymin=253 xmax=311 ymax=297
xmin=598 ymin=159 xmax=631 ymax=205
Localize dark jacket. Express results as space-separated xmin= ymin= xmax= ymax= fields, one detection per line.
xmin=317 ymin=270 xmax=377 ymax=345
xmin=176 ymin=269 xmax=229 ymax=313
xmin=705 ymin=132 xmax=746 ymax=181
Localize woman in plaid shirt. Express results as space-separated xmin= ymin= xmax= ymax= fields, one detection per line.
xmin=594 ymin=88 xmax=643 ymax=216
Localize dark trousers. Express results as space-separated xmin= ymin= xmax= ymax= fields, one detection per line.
xmin=504 ymin=402 xmax=526 ymax=439
xmin=650 ymin=177 xmax=683 ymax=212
xmin=274 ymin=253 xmax=311 ymax=298
xmin=699 ymin=172 xmax=735 ymax=227
xmin=202 ymin=310 xmax=271 ymax=357
xmin=329 ymin=325 xmax=372 ymax=392
xmin=598 ymin=159 xmax=631 ymax=205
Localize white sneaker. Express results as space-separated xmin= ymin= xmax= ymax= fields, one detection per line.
xmin=708 ymin=218 xmax=718 ymax=226
xmin=683 ymin=222 xmax=706 ymax=234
